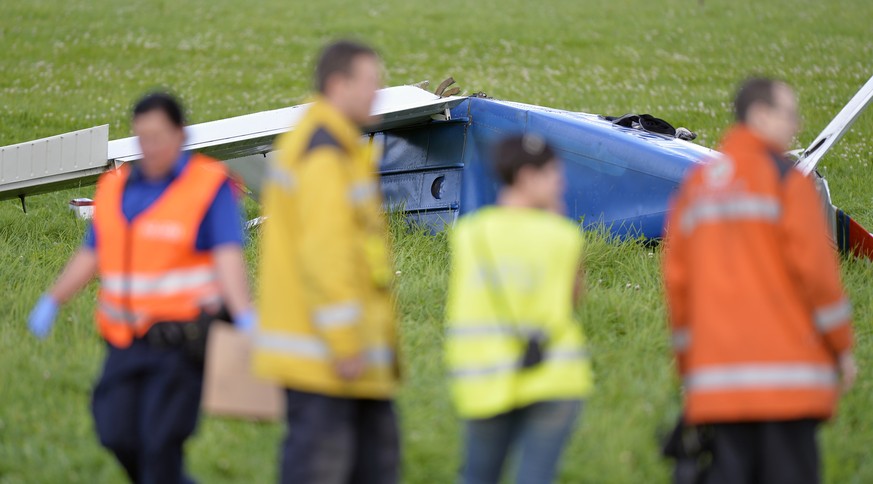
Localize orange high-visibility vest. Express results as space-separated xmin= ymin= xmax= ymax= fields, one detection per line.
xmin=663 ymin=125 xmax=853 ymax=424
xmin=92 ymin=154 xmax=228 ymax=348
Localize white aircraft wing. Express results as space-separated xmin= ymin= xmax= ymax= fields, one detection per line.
xmin=795 ymin=74 xmax=873 ymax=176
xmin=0 ymin=125 xmax=109 ymax=202
xmin=0 ymin=86 xmax=465 ymax=202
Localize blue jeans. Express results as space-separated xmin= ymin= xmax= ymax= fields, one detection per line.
xmin=461 ymin=400 xmax=582 ymax=484
xmin=281 ymin=389 xmax=400 ymax=484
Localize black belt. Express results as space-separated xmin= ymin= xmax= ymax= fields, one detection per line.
xmin=142 ymin=306 xmax=232 ymax=363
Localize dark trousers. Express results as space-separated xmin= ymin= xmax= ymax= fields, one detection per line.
xmin=92 ymin=340 xmax=203 ymax=484
xmin=706 ymin=419 xmax=820 ymax=484
xmin=281 ymin=388 xmax=400 ymax=484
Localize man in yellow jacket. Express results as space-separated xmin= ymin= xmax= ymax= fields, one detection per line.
xmin=254 ymin=40 xmax=399 ymax=484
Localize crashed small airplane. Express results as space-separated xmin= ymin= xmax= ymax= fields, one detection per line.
xmin=1 ymin=76 xmax=871 ymax=257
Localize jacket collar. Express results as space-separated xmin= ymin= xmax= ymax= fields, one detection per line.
xmin=307 ymin=96 xmax=363 ymax=152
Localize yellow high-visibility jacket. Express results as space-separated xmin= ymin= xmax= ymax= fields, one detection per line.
xmin=253 ymin=98 xmax=398 ymax=399
xmin=445 ymin=207 xmax=593 ymax=419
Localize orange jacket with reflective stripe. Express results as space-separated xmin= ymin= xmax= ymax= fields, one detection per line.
xmin=663 ymin=125 xmax=853 ymax=424
xmin=92 ymin=154 xmax=228 ymax=348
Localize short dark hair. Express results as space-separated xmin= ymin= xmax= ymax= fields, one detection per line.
xmin=493 ymin=134 xmax=557 ymax=185
xmin=734 ymin=77 xmax=784 ymax=123
xmin=133 ymin=92 xmax=185 ymax=129
xmin=315 ymin=40 xmax=378 ymax=94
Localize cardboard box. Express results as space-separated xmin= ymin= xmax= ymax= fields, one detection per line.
xmin=202 ymin=323 xmax=285 ymax=421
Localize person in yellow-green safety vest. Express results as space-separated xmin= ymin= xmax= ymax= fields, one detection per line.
xmin=445 ymin=134 xmax=593 ymax=484
xmin=253 ymin=40 xmax=400 ymax=484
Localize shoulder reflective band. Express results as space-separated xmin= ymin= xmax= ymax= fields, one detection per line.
xmin=681 ymin=195 xmax=781 ymax=234
xmin=814 ymin=299 xmax=852 ymax=332
xmin=255 ymin=331 xmax=393 ymax=365
xmin=685 ymin=363 xmax=837 ymax=391
xmin=313 ymin=302 xmax=362 ymax=329
xmin=101 ymin=267 xmax=217 ymax=297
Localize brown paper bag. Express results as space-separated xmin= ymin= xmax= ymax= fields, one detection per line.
xmin=202 ymin=322 xmax=285 ymax=421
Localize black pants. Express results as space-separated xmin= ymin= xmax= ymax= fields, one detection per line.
xmin=281 ymin=389 xmax=400 ymax=484
xmin=706 ymin=419 xmax=820 ymax=484
xmin=92 ymin=340 xmax=203 ymax=484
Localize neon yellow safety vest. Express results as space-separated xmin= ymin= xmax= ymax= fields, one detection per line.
xmin=445 ymin=206 xmax=593 ymax=419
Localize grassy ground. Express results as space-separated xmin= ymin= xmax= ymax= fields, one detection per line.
xmin=2 ymin=0 xmax=873 ymax=482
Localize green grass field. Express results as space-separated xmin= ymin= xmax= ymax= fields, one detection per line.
xmin=2 ymin=0 xmax=873 ymax=482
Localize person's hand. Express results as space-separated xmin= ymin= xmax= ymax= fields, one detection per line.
xmin=28 ymin=294 xmax=59 ymax=339
xmin=839 ymin=352 xmax=857 ymax=393
xmin=334 ymin=354 xmax=366 ymax=381
xmin=233 ymin=309 xmax=257 ymax=334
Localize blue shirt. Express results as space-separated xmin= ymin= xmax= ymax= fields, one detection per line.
xmin=83 ymin=151 xmax=244 ymax=251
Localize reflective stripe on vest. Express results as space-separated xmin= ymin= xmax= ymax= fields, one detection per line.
xmin=98 ymin=301 xmax=143 ymax=325
xmin=101 ymin=266 xmax=217 ymax=297
xmin=681 ymin=195 xmax=781 ymax=234
xmin=814 ymin=299 xmax=852 ymax=332
xmin=450 ymin=348 xmax=589 ymax=379
xmin=448 ymin=323 xmax=544 ymax=338
xmin=255 ymin=331 xmax=393 ymax=365
xmin=685 ymin=363 xmax=837 ymax=391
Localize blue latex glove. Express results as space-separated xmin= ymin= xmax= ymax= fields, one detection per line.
xmin=233 ymin=309 xmax=257 ymax=334
xmin=29 ymin=294 xmax=59 ymax=339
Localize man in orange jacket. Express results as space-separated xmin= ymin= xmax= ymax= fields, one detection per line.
xmin=663 ymin=78 xmax=857 ymax=484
